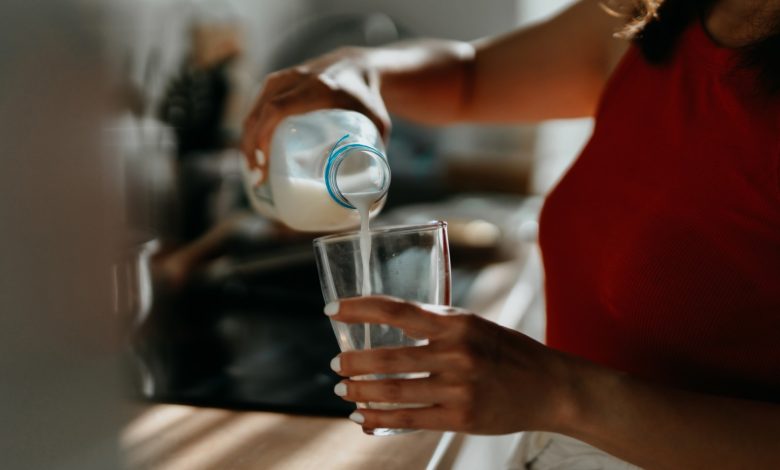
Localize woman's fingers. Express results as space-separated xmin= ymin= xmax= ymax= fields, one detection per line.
xmin=240 ymin=50 xmax=391 ymax=188
xmin=257 ymin=80 xmax=388 ymax=150
xmin=243 ymin=80 xmax=371 ymax=184
xmin=327 ymin=296 xmax=453 ymax=339
xmin=251 ymin=82 xmax=339 ymax=162
xmin=353 ymin=406 xmax=477 ymax=433
xmin=241 ymin=70 xmax=299 ymax=174
xmin=334 ymin=344 xmax=446 ymax=376
xmin=336 ymin=377 xmax=469 ymax=406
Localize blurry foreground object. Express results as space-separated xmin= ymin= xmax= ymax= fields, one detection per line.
xmin=0 ymin=1 xmax=122 ymax=469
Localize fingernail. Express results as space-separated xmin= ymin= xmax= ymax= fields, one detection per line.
xmin=255 ymin=149 xmax=266 ymax=166
xmin=349 ymin=412 xmax=365 ymax=424
xmin=334 ymin=382 xmax=347 ymax=397
xmin=330 ymin=356 xmax=341 ymax=372
xmin=324 ymin=302 xmax=339 ymax=316
xmin=249 ymin=168 xmax=263 ymax=187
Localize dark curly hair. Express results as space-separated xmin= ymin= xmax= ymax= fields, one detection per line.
xmin=609 ymin=0 xmax=780 ymax=93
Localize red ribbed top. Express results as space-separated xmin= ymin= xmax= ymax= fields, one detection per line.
xmin=539 ymin=21 xmax=780 ymax=401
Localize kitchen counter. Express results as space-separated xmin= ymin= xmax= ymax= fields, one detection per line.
xmin=123 ymin=404 xmax=442 ymax=470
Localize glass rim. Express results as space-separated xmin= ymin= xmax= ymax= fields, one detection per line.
xmin=312 ymin=220 xmax=447 ymax=246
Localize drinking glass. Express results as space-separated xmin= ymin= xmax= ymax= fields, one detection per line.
xmin=313 ymin=221 xmax=451 ymax=435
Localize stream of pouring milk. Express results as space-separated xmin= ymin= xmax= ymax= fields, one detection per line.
xmin=344 ymin=191 xmax=381 ymax=350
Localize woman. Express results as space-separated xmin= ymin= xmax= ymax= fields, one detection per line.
xmin=242 ymin=1 xmax=780 ymax=467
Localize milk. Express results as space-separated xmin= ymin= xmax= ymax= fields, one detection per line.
xmin=343 ymin=190 xmax=383 ymax=348
xmin=270 ymin=176 xmax=360 ymax=232
xmin=265 ymin=172 xmax=382 ymax=347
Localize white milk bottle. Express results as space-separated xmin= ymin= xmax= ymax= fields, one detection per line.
xmin=242 ymin=109 xmax=390 ymax=232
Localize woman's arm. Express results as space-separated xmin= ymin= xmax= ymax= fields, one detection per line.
xmin=566 ymin=362 xmax=780 ymax=469
xmin=380 ymin=0 xmax=628 ymax=124
xmin=326 ymin=296 xmax=780 ymax=469
xmin=240 ymin=0 xmax=626 ymax=177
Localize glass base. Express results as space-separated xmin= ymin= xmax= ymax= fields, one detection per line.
xmin=365 ymin=427 xmax=418 ymax=436
xmin=356 ymin=401 xmax=426 ymax=436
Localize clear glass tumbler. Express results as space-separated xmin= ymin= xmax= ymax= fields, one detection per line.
xmin=313 ymin=221 xmax=451 ymax=435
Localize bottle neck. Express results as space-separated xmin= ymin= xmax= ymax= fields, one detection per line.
xmin=324 ymin=134 xmax=390 ymax=209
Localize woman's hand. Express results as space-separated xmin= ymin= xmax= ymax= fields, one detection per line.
xmin=325 ymin=296 xmax=578 ymax=435
xmin=325 ymin=299 xmax=780 ymax=468
xmin=240 ymin=47 xmax=391 ymax=185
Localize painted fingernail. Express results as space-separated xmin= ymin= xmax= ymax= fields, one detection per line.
xmin=249 ymin=168 xmax=262 ymax=187
xmin=255 ymin=149 xmax=266 ymax=166
xmin=334 ymin=382 xmax=347 ymax=397
xmin=330 ymin=356 xmax=341 ymax=372
xmin=324 ymin=302 xmax=340 ymax=316
xmin=349 ymin=412 xmax=365 ymax=424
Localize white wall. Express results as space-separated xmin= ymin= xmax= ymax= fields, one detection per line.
xmin=308 ymin=0 xmax=518 ymax=40
xmin=517 ymin=0 xmax=576 ymax=24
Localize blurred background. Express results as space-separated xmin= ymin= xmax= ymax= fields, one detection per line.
xmin=1 ymin=0 xmax=591 ymax=468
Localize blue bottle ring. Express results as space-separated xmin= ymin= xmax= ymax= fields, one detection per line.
xmin=324 ymin=134 xmax=390 ymax=209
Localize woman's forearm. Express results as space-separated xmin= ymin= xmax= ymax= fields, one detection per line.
xmin=367 ymin=39 xmax=476 ymax=125
xmin=370 ymin=0 xmax=627 ymax=126
xmin=241 ymin=1 xmax=626 ymax=176
xmin=562 ymin=360 xmax=780 ymax=469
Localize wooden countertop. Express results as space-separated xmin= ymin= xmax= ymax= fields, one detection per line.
xmin=123 ymin=404 xmax=442 ymax=470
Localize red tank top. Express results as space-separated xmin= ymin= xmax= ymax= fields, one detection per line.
xmin=539 ymin=21 xmax=780 ymax=401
